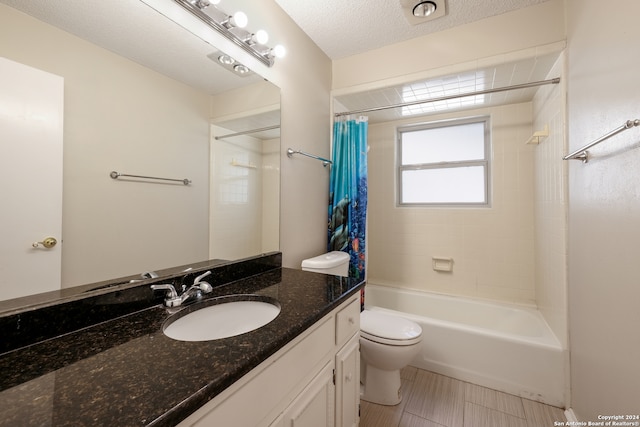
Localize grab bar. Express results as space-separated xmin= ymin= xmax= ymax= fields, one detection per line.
xmin=563 ymin=119 xmax=640 ymax=163
xmin=286 ymin=148 xmax=332 ymax=167
xmin=110 ymin=171 xmax=191 ymax=185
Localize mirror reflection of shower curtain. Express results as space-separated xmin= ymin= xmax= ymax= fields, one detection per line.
xmin=328 ymin=116 xmax=368 ymax=280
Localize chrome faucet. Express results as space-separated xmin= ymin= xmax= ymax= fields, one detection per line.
xmin=151 ymin=271 xmax=213 ymax=307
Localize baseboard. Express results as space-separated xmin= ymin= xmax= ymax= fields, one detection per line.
xmin=565 ymin=408 xmax=578 ymax=422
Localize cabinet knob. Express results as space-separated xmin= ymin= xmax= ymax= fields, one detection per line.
xmin=345 ymin=373 xmax=353 ymax=382
xmin=348 ymin=316 xmax=355 ymax=324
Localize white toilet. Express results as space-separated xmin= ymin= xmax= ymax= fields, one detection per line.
xmin=301 ymin=251 xmax=423 ymax=406
xmin=359 ymin=310 xmax=422 ymax=405
xmin=301 ymin=251 xmax=351 ymax=276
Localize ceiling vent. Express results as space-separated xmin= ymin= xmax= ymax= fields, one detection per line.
xmin=399 ymin=0 xmax=447 ymax=25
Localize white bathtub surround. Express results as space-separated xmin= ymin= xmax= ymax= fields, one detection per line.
xmin=565 ymin=408 xmax=578 ymax=423
xmin=532 ymin=52 xmax=569 ymax=349
xmin=364 ymin=284 xmax=566 ymax=407
xmin=367 ymin=102 xmax=537 ymax=305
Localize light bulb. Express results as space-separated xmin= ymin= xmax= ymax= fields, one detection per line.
xmin=255 ymin=30 xmax=269 ymax=45
xmin=232 ymin=11 xmax=248 ymax=28
xmin=218 ymin=54 xmax=235 ymax=65
xmin=272 ymin=44 xmax=286 ymax=58
xmin=233 ymin=64 xmax=251 ymax=75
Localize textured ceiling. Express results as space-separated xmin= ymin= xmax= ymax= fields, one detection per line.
xmin=275 ymin=0 xmax=552 ymax=59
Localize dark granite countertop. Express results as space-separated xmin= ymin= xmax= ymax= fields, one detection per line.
xmin=0 ymin=258 xmax=364 ymax=426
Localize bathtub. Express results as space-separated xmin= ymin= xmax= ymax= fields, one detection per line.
xmin=364 ymin=284 xmax=565 ymax=407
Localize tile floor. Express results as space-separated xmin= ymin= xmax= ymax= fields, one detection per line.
xmin=360 ymin=367 xmax=566 ymax=427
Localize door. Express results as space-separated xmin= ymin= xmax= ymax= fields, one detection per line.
xmin=335 ymin=335 xmax=360 ymax=427
xmin=0 ymin=57 xmax=63 ymax=301
xmin=283 ymin=362 xmax=335 ymax=427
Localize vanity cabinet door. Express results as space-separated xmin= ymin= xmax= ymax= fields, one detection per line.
xmin=283 ymin=362 xmax=335 ymax=427
xmin=335 ymin=334 xmax=360 ymax=427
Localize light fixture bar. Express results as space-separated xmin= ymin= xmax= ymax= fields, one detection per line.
xmin=173 ymin=0 xmax=274 ymax=67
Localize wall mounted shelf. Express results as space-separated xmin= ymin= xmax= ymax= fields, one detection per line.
xmin=526 ymin=124 xmax=549 ymax=145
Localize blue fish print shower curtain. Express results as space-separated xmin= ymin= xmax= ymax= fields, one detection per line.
xmin=328 ymin=116 xmax=368 ymax=280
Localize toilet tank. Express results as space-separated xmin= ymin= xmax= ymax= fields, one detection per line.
xmin=301 ymin=251 xmax=350 ymax=277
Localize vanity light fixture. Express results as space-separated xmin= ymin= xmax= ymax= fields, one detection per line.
xmin=269 ymin=45 xmax=287 ymax=59
xmin=209 ymin=51 xmax=254 ymax=77
xmin=220 ymin=11 xmax=248 ymax=29
xmin=233 ymin=64 xmax=251 ymax=75
xmin=217 ymin=54 xmax=235 ymax=65
xmin=190 ymin=0 xmax=217 ymax=9
xmin=174 ymin=0 xmax=285 ymax=67
xmin=413 ymin=1 xmax=437 ymax=17
xmin=244 ymin=29 xmax=269 ymax=46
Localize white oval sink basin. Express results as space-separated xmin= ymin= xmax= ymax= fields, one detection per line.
xmin=163 ymin=296 xmax=280 ymax=342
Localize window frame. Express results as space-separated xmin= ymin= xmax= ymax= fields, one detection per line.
xmin=397 ymin=116 xmax=491 ymax=207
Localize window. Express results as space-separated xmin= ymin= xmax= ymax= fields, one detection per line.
xmin=397 ymin=116 xmax=490 ymax=206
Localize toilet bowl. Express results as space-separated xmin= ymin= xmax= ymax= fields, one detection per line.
xmin=359 ymin=310 xmax=422 ymax=405
xmin=300 ymin=252 xmax=422 ymax=405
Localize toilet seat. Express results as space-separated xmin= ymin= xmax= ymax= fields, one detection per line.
xmin=360 ymin=310 xmax=422 ymax=346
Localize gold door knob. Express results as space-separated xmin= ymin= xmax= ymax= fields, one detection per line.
xmin=32 ymin=237 xmax=57 ymax=249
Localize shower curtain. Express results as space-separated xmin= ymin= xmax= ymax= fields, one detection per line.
xmin=328 ymin=116 xmax=368 ymax=280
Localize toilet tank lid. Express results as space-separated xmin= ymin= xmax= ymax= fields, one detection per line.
xmin=301 ymin=251 xmax=350 ymax=269
xmin=361 ymin=310 xmax=422 ymax=341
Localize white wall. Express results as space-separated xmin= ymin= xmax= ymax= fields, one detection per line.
xmin=566 ymin=0 xmax=640 ymax=419
xmin=367 ymin=103 xmax=537 ymax=305
xmin=0 ymin=4 xmax=211 ymax=287
xmin=232 ymin=1 xmax=333 ymax=269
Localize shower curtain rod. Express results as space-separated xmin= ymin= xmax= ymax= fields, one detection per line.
xmin=214 ymin=124 xmax=280 ymax=140
xmin=334 ymin=77 xmax=561 ymax=117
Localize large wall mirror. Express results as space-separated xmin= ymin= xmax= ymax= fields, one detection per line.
xmin=0 ymin=0 xmax=280 ymax=310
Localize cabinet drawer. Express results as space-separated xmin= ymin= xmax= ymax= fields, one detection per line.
xmin=335 ymin=297 xmax=360 ymax=346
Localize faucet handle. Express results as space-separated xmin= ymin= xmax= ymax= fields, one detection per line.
xmin=194 ymin=271 xmax=213 ymax=294
xmin=194 ymin=270 xmax=212 ymax=284
xmin=150 ymin=283 xmax=177 ymax=297
xmin=151 ymin=284 xmax=182 ymax=307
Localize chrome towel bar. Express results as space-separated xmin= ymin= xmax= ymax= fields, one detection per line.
xmin=286 ymin=148 xmax=332 ymax=167
xmin=563 ymin=119 xmax=640 ymax=163
xmin=110 ymin=171 xmax=191 ymax=185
